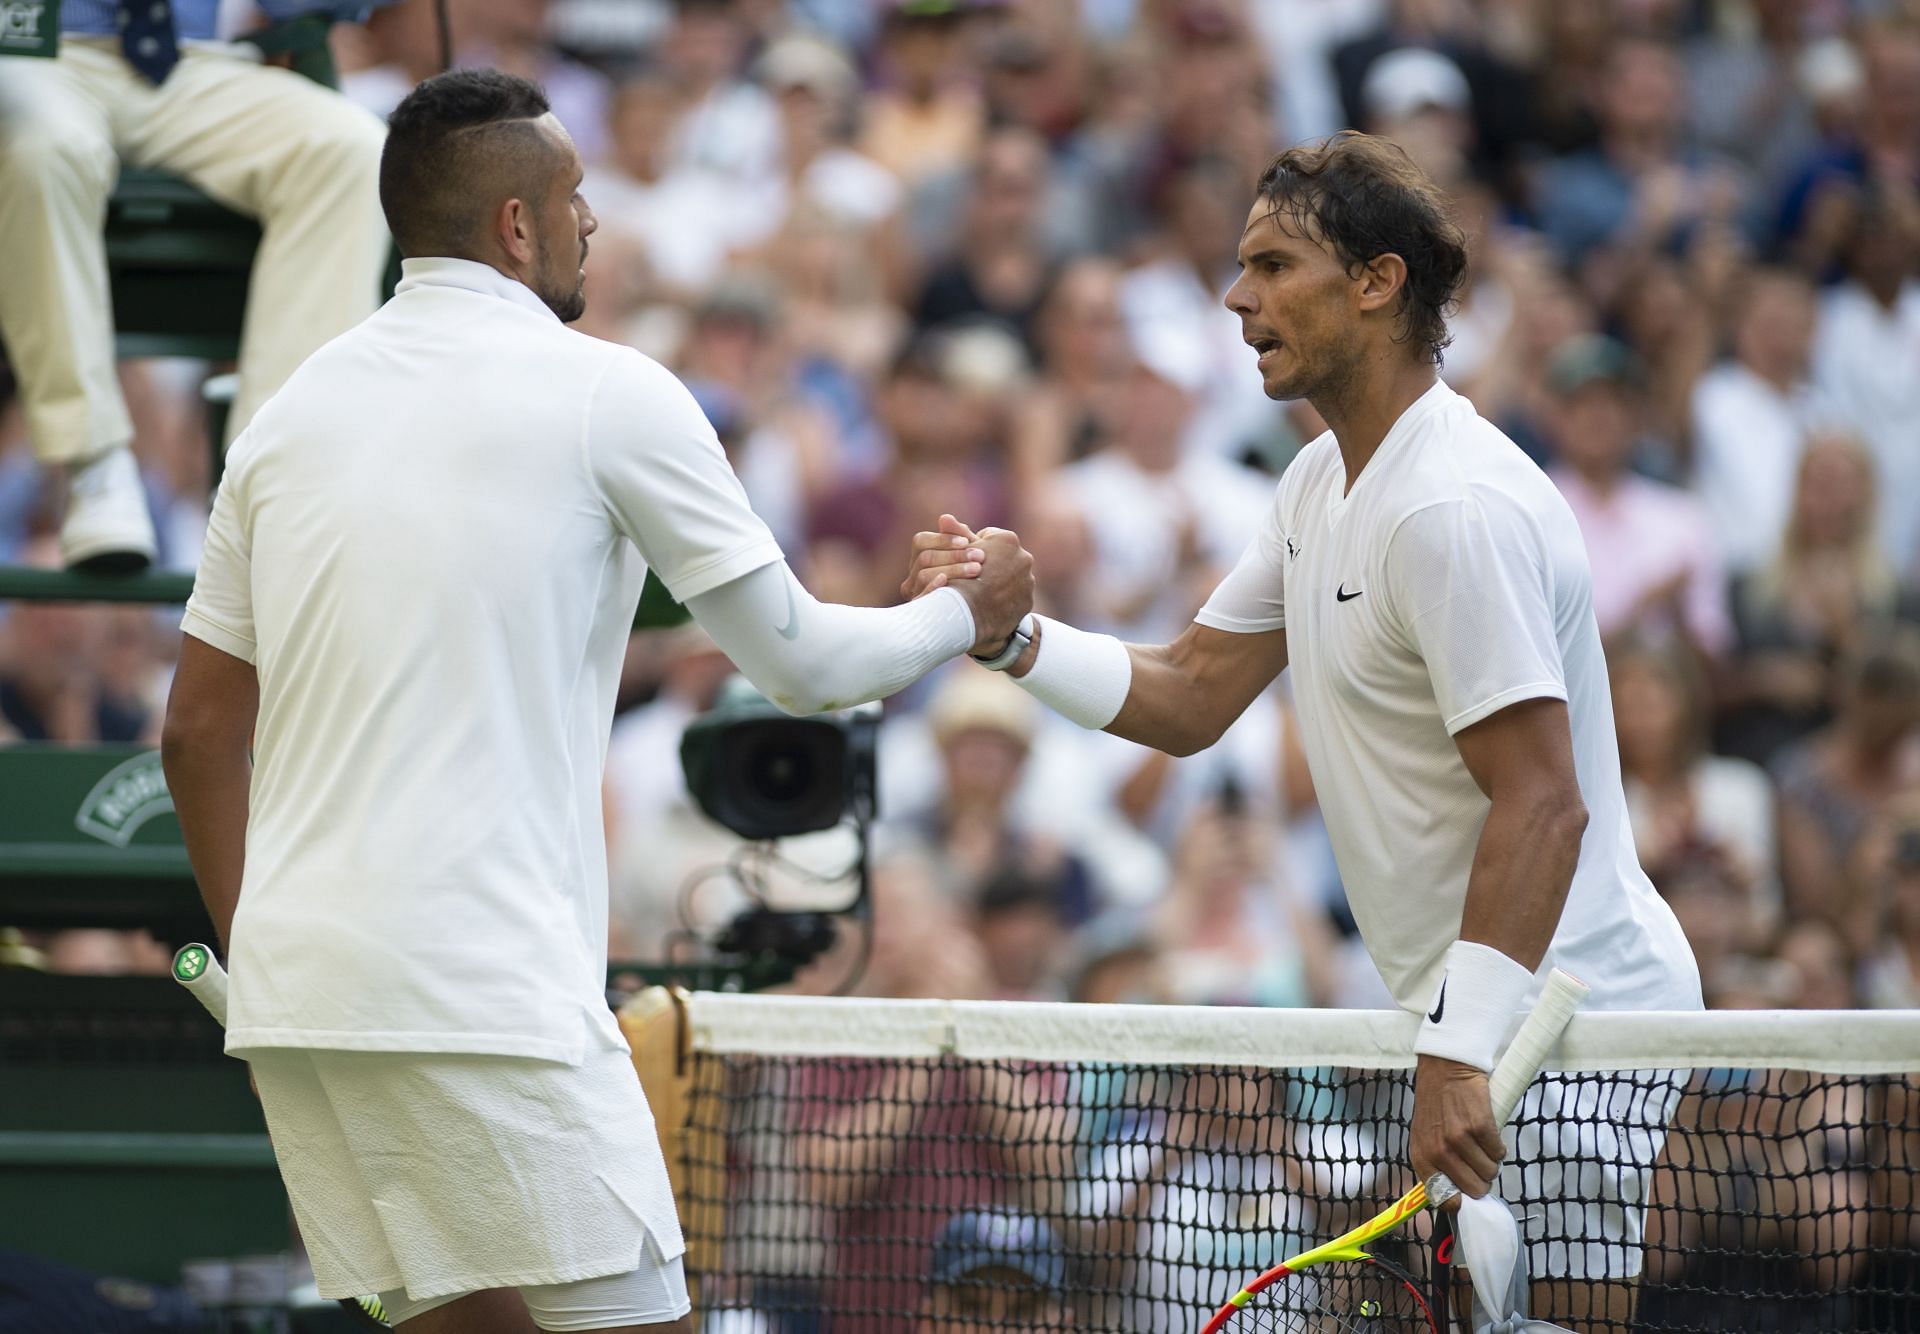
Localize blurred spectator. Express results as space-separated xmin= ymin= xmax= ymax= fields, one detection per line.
xmin=758 ymin=36 xmax=905 ymax=236
xmin=860 ymin=1 xmax=987 ymax=188
xmin=972 ymin=868 xmax=1073 ymax=1002
xmin=1359 ymin=46 xmax=1475 ymax=186
xmin=1611 ymin=638 xmax=1778 ymax=947
xmin=459 ymin=0 xmax=610 ymax=162
xmin=661 ymin=0 xmax=780 ymax=182
xmin=1775 ymin=15 xmax=1920 ymax=267
xmin=583 ymin=70 xmax=758 ymax=300
xmin=1545 ymin=334 xmax=1730 ymax=655
xmin=1860 ymin=798 xmax=1920 ymax=1008
xmin=1682 ymin=0 xmax=1823 ymax=189
xmin=1007 ymin=259 xmax=1131 ymax=489
xmin=914 ymin=1209 xmax=1071 ymax=1333
xmin=1721 ymin=432 xmax=1920 ymax=766
xmin=1777 ymin=916 xmax=1859 ymax=1011
xmin=1118 ymin=155 xmax=1275 ymax=462
xmin=892 ymin=671 xmax=1099 ymax=924
xmin=1151 ymin=795 xmax=1337 ymax=1009
xmin=0 ymin=539 xmax=158 ymax=744
xmin=1810 ymin=187 xmax=1920 ymax=573
xmin=1773 ymin=628 xmax=1920 ymax=936
xmin=1057 ymin=337 xmax=1269 ymax=643
xmin=913 ymin=127 xmax=1060 ymax=345
xmin=1535 ymin=35 xmax=1748 ymax=270
xmin=1690 ymin=267 xmax=1828 ymax=575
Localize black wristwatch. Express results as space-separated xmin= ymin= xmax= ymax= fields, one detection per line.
xmin=969 ymin=614 xmax=1036 ymax=671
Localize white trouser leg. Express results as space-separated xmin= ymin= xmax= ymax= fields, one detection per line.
xmin=117 ymin=47 xmax=389 ymax=443
xmin=0 ymin=49 xmax=132 ymax=464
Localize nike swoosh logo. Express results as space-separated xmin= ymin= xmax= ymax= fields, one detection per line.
xmin=1428 ymin=979 xmax=1447 ymax=1024
xmin=775 ymin=578 xmax=801 ymax=640
xmin=1336 ymin=584 xmax=1364 ymax=602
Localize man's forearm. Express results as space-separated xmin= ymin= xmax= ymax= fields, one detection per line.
xmin=161 ymin=739 xmax=252 ymax=952
xmin=1458 ymin=790 xmax=1586 ymax=971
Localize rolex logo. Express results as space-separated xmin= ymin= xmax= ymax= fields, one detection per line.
xmin=0 ymin=2 xmax=47 ymax=43
xmin=74 ymin=751 xmax=176 ymax=847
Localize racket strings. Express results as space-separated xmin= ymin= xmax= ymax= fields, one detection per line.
xmin=1235 ymin=1261 xmax=1436 ymax=1334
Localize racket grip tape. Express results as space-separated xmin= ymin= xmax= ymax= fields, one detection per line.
xmin=1488 ymin=966 xmax=1587 ymax=1122
xmin=172 ymin=942 xmax=231 ymax=1028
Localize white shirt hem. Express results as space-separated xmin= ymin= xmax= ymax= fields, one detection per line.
xmin=659 ymin=538 xmax=783 ymax=603
xmin=225 ymin=1027 xmax=587 ymax=1063
xmin=1443 ymin=681 xmax=1567 ymax=735
xmin=1192 ymin=608 xmax=1286 ymax=634
xmin=180 ymin=610 xmax=258 ymax=664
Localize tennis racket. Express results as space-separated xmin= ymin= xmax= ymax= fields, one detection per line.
xmin=1201 ymin=967 xmax=1591 ymax=1333
xmin=172 ymin=943 xmax=394 ymax=1332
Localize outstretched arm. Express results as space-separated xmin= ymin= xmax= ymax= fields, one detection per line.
xmin=686 ymin=534 xmax=1032 ymax=717
xmin=904 ymin=516 xmax=1286 ymax=755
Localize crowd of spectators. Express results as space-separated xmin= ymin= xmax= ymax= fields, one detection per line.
xmin=3 ymin=0 xmax=1920 ymax=1021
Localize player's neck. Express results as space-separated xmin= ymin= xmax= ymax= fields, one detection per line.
xmin=1315 ymin=358 xmax=1440 ymax=495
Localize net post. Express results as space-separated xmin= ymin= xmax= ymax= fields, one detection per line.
xmin=620 ymin=986 xmax=722 ymax=1283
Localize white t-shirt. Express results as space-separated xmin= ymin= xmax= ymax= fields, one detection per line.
xmin=1196 ymin=380 xmax=1700 ymax=1015
xmin=183 ymin=258 xmax=783 ymax=1061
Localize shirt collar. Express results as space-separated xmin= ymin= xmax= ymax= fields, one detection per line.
xmin=394 ymin=256 xmax=561 ymax=324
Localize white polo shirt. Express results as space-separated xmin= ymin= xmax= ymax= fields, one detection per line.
xmin=182 ymin=258 xmax=782 ymax=1061
xmin=1197 ymin=380 xmax=1699 ymax=1016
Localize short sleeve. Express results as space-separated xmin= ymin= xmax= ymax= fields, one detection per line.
xmin=180 ymin=455 xmax=257 ymax=663
xmin=585 ymin=350 xmax=782 ymax=603
xmin=1195 ymin=488 xmax=1287 ymax=633
xmin=1384 ymin=496 xmax=1566 ymax=735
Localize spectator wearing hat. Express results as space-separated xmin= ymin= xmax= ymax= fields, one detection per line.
xmin=1544 ymin=333 xmax=1731 ymax=656
xmin=760 ymin=34 xmax=903 ymax=235
xmin=1056 ymin=324 xmax=1269 ymax=645
xmin=1359 ymin=46 xmax=1476 ymax=185
xmin=915 ymin=1209 xmax=1073 ymax=1332
xmin=861 ymin=0 xmax=987 ymax=189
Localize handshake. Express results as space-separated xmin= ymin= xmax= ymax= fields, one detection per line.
xmin=900 ymin=513 xmax=1036 ymax=664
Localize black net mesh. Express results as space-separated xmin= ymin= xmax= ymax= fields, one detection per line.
xmin=681 ymin=1052 xmax=1920 ymax=1334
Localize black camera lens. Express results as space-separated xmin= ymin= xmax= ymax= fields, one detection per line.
xmin=749 ymin=743 xmax=816 ymax=804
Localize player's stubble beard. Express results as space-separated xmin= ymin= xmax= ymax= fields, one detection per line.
xmin=533 ymin=229 xmax=588 ymax=324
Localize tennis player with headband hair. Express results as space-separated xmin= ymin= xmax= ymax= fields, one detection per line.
xmin=906 ymin=132 xmax=1702 ymax=1331
xmin=162 ymin=69 xmax=1034 ymax=1334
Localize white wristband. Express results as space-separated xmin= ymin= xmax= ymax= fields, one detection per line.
xmin=1012 ymin=615 xmax=1131 ymax=731
xmin=1412 ymin=940 xmax=1535 ymax=1073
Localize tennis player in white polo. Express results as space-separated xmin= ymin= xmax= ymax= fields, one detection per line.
xmin=161 ymin=70 xmax=1033 ymax=1334
xmin=906 ymin=132 xmax=1702 ymax=1331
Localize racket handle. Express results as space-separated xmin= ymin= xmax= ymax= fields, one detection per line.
xmin=172 ymin=942 xmax=231 ymax=1029
xmin=1488 ymin=966 xmax=1587 ymax=1122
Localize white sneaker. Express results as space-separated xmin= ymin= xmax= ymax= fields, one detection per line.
xmin=60 ymin=446 xmax=158 ymax=574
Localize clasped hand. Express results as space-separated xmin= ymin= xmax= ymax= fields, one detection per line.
xmin=900 ymin=513 xmax=1034 ymax=659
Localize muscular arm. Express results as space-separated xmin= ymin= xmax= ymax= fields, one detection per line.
xmin=1411 ymin=697 xmax=1588 ymax=1200
xmin=1452 ymin=696 xmax=1588 ymax=969
xmin=161 ymin=635 xmax=260 ymax=952
xmin=1050 ymin=622 xmax=1289 ymax=757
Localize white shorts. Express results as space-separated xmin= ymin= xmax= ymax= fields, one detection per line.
xmin=378 ymin=1256 xmax=691 ymax=1329
xmin=1500 ymin=1070 xmax=1685 ymax=1281
xmin=248 ymin=1038 xmax=687 ymax=1308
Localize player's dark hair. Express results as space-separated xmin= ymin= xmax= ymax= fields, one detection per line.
xmin=380 ymin=69 xmax=556 ymax=259
xmin=1253 ymin=131 xmax=1469 ymax=366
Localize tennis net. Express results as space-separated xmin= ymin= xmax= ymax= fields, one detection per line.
xmin=635 ymin=994 xmax=1920 ymax=1333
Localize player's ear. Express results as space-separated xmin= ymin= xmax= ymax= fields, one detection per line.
xmin=495 ymin=197 xmax=536 ymax=266
xmin=1355 ymin=253 xmax=1409 ymax=314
